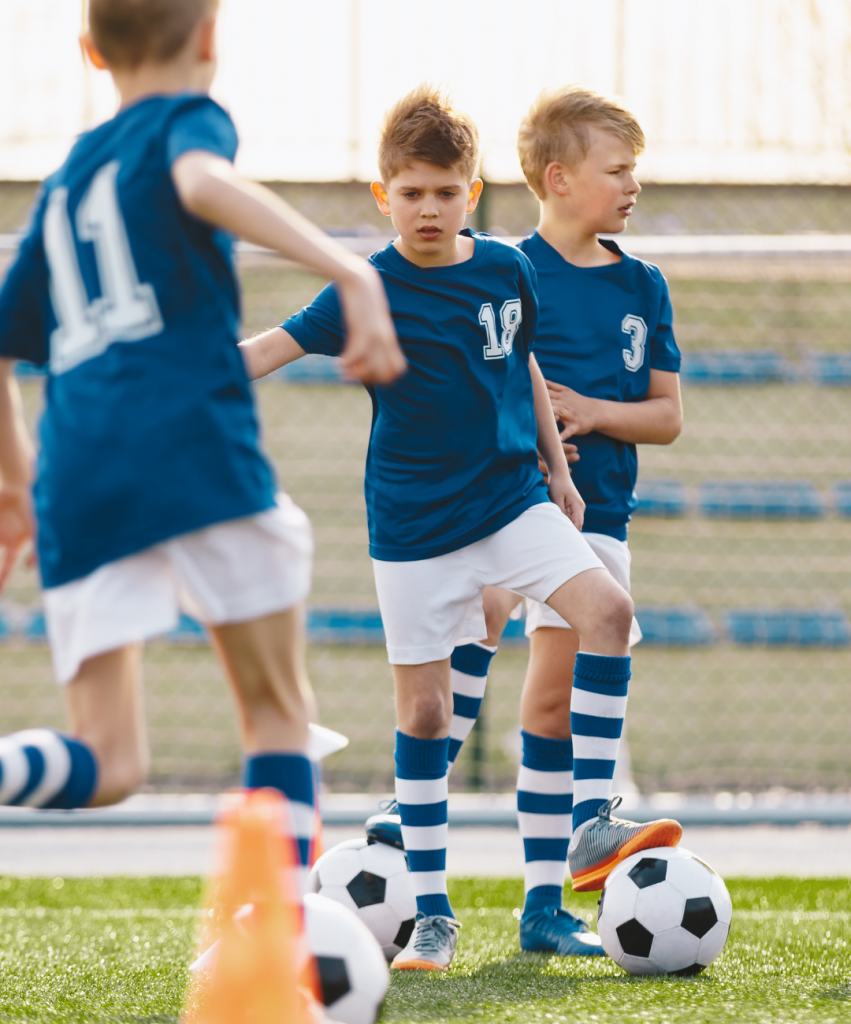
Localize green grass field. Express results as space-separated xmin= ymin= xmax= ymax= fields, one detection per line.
xmin=0 ymin=876 xmax=848 ymax=1023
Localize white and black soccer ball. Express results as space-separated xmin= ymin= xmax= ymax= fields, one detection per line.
xmin=597 ymin=846 xmax=733 ymax=975
xmin=308 ymin=838 xmax=417 ymax=960
xmin=304 ymin=893 xmax=389 ymax=1024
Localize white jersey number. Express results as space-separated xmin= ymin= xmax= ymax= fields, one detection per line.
xmin=621 ymin=314 xmax=647 ymax=372
xmin=44 ymin=161 xmax=163 ymax=375
xmin=479 ymin=299 xmax=523 ymax=360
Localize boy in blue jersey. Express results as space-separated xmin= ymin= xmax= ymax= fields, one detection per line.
xmin=0 ymin=0 xmax=403 ymax=909
xmin=441 ymin=87 xmax=685 ymax=954
xmin=242 ymin=85 xmax=680 ymax=970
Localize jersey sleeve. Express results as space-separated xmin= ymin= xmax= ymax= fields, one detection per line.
xmin=649 ymin=272 xmax=681 ymax=372
xmin=165 ymin=98 xmax=239 ymax=167
xmin=281 ymin=282 xmax=345 ymax=356
xmin=0 ymin=197 xmax=50 ymax=366
xmin=516 ymin=249 xmax=539 ymax=356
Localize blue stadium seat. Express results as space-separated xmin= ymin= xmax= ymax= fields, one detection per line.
xmin=21 ymin=608 xmax=47 ymax=640
xmin=633 ymin=479 xmax=688 ymax=517
xmin=13 ymin=362 xmax=46 ymax=379
xmin=634 ymin=606 xmax=717 ymax=646
xmin=307 ymin=607 xmax=385 ymax=645
xmin=834 ymin=481 xmax=851 ymax=517
xmin=270 ymin=354 xmax=346 ymax=384
xmin=163 ymin=614 xmax=207 ymax=644
xmin=697 ymin=480 xmax=824 ymax=519
xmin=724 ymin=608 xmax=851 ymax=646
xmin=808 ymin=352 xmax=851 ymax=386
xmin=680 ymin=350 xmax=794 ymax=386
xmin=0 ymin=605 xmax=14 ymax=642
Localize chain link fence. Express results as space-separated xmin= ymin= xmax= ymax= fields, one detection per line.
xmin=1 ymin=183 xmax=850 ymax=795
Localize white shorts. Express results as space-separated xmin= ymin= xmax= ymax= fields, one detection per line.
xmin=43 ymin=495 xmax=313 ymax=685
xmin=524 ymin=531 xmax=643 ymax=646
xmin=372 ymin=502 xmax=604 ymax=665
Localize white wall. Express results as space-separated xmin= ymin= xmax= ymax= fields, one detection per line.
xmin=1 ymin=0 xmax=850 ymax=183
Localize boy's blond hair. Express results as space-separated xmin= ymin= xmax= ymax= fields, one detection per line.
xmin=518 ymin=86 xmax=645 ymax=200
xmin=88 ymin=0 xmax=216 ymax=70
xmin=378 ymin=84 xmax=479 ymax=184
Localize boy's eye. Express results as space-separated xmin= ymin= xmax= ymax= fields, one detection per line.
xmin=440 ymin=191 xmax=458 ymax=198
xmin=403 ymin=191 xmax=420 ymax=198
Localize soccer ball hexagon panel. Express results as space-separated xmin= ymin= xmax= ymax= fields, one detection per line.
xmin=597 ymin=846 xmax=732 ymax=975
xmin=308 ymin=838 xmax=417 ymax=961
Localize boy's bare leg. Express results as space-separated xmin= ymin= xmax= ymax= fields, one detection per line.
xmin=545 ymin=567 xmax=632 ymax=655
xmin=393 ymin=659 xmax=452 ymax=739
xmin=482 ymin=586 xmax=522 ymax=645
xmin=519 ymin=626 xmax=580 ymax=739
xmin=63 ymin=644 xmax=149 ymax=807
xmin=209 ymin=604 xmax=316 ymax=754
xmin=209 ymin=603 xmax=319 ymax=879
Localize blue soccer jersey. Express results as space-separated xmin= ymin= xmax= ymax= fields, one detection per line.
xmin=283 ymin=230 xmax=549 ymax=561
xmin=0 ymin=94 xmax=276 ymax=588
xmin=517 ymin=233 xmax=681 ymax=539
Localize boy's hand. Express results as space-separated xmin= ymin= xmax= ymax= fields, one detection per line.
xmin=546 ymin=468 xmax=585 ymax=532
xmin=337 ymin=267 xmax=406 ymax=385
xmin=0 ymin=486 xmax=34 ymax=592
xmin=546 ymin=381 xmax=599 ymax=438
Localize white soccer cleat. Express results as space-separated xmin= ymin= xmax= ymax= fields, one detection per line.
xmin=390 ymin=913 xmax=460 ymax=971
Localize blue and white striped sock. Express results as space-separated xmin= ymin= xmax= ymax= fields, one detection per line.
xmin=517 ymin=730 xmax=573 ymax=915
xmin=570 ymin=653 xmax=631 ymax=831
xmin=394 ymin=730 xmax=453 ymax=919
xmin=244 ymin=752 xmax=316 ymax=876
xmin=0 ymin=729 xmax=97 ymax=808
xmin=447 ymin=642 xmax=496 ymax=769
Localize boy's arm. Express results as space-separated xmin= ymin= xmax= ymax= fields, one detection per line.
xmin=530 ymin=355 xmax=585 ymax=531
xmin=546 ymin=369 xmax=683 ymax=445
xmin=170 ymin=152 xmax=405 ymax=385
xmin=239 ymin=327 xmax=306 ymax=381
xmin=0 ymin=360 xmax=35 ymax=591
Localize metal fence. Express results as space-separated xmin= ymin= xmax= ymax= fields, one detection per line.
xmin=1 ymin=183 xmax=850 ymax=795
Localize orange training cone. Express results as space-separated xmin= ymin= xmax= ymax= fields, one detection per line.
xmin=181 ymin=789 xmax=319 ymax=1024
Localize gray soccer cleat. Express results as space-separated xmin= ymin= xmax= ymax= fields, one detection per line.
xmin=568 ymin=795 xmax=682 ymax=892
xmin=390 ymin=913 xmax=461 ymax=971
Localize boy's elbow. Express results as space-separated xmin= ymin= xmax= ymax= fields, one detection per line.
xmin=661 ymin=409 xmax=683 ymax=444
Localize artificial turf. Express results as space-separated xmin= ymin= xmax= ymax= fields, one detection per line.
xmin=0 ymin=876 xmax=848 ymax=1023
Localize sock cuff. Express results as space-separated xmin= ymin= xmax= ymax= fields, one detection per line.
xmin=45 ymin=735 xmax=98 ymax=810
xmin=521 ymin=730 xmax=573 ymax=771
xmin=450 ymin=643 xmax=496 ymax=677
xmin=574 ymin=652 xmax=631 ymax=685
xmin=244 ymin=752 xmax=315 ymax=805
xmin=395 ymin=731 xmax=450 ymax=779
xmin=523 ymin=885 xmax=563 ymax=913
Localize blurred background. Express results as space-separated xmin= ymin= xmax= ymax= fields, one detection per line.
xmin=0 ymin=0 xmax=850 ymax=797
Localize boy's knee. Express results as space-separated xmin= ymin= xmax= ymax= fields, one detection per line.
xmin=87 ymin=742 xmax=149 ymax=807
xmin=404 ymin=692 xmax=452 ymax=740
xmin=607 ymin=589 xmax=635 ymax=635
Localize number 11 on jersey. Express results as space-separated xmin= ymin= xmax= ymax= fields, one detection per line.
xmin=44 ymin=160 xmax=163 ymax=375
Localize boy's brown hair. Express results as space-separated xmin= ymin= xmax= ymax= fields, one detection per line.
xmin=378 ymin=84 xmax=479 ymax=184
xmin=88 ymin=0 xmax=216 ymax=70
xmin=518 ymin=86 xmax=645 ymax=200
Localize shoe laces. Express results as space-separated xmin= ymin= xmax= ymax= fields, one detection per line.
xmin=412 ymin=914 xmax=459 ymax=955
xmin=378 ymin=798 xmax=399 ymax=815
xmin=528 ymin=906 xmax=590 ymax=937
xmin=597 ymin=795 xmax=623 ymax=822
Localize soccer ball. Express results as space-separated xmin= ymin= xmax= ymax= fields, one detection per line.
xmin=304 ymin=893 xmax=389 ymax=1024
xmin=597 ymin=846 xmax=732 ymax=975
xmin=308 ymin=838 xmax=417 ymax=960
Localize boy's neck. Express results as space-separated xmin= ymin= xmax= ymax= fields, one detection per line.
xmin=536 ymin=205 xmax=622 ymax=268
xmin=111 ymin=61 xmax=209 ymax=110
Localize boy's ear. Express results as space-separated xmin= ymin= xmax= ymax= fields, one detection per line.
xmin=371 ymin=181 xmax=392 ymax=216
xmin=197 ymin=15 xmax=217 ymax=63
xmin=465 ymin=179 xmax=484 ymax=214
xmin=79 ymin=32 xmax=108 ymax=70
xmin=543 ymin=161 xmax=571 ymax=197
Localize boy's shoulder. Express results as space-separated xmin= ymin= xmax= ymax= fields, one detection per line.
xmin=369 ymin=229 xmax=532 ymax=277
xmin=519 ymin=232 xmax=667 ymax=290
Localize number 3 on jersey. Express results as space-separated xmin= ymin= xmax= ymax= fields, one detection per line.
xmin=479 ymin=299 xmax=522 ymax=360
xmin=621 ymin=314 xmax=647 ymax=372
xmin=44 ymin=160 xmax=163 ymax=375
